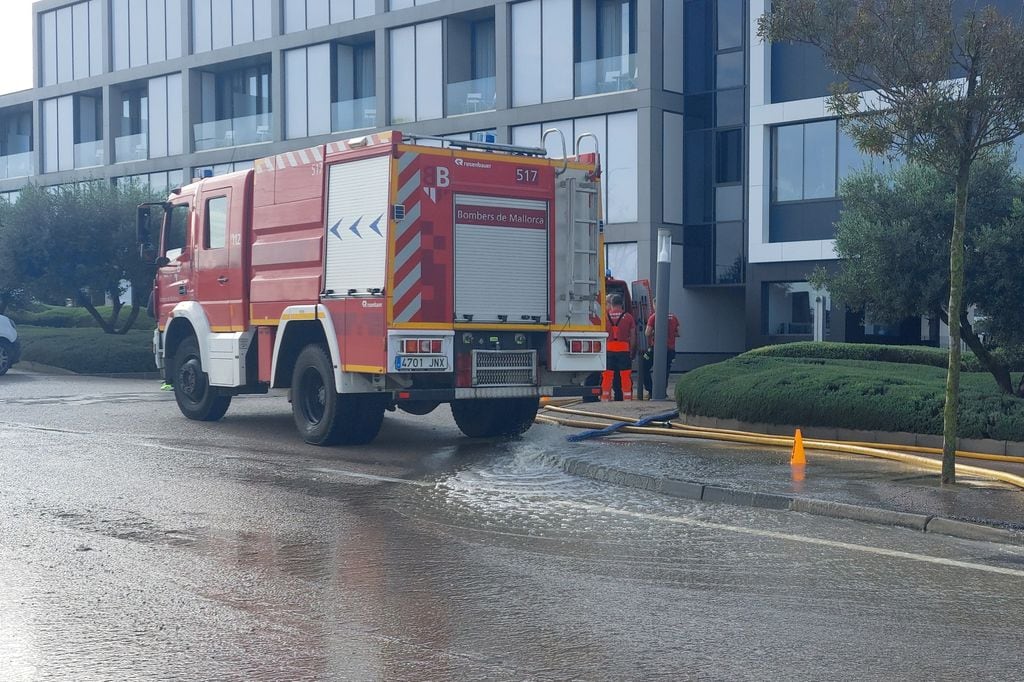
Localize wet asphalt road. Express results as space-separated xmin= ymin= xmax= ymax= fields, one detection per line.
xmin=2 ymin=371 xmax=1024 ymax=681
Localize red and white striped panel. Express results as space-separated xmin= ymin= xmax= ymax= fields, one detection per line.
xmin=325 ymin=131 xmax=395 ymax=155
xmin=254 ymin=145 xmax=324 ymax=174
xmin=391 ymin=149 xmax=425 ymax=324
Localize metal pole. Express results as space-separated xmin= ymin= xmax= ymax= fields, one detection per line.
xmin=653 ymin=229 xmax=672 ymax=400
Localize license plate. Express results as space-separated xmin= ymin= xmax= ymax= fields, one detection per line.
xmin=394 ymin=355 xmax=449 ymax=371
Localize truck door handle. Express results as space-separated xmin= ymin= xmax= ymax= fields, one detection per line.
xmin=217 ymin=276 xmax=229 ymax=284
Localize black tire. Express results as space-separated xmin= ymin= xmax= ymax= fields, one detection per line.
xmin=291 ymin=344 xmax=386 ymax=446
xmin=450 ymin=397 xmax=540 ymax=438
xmin=172 ymin=336 xmax=231 ymax=421
xmin=0 ymin=340 xmax=11 ymax=376
xmin=582 ymin=372 xmax=601 ymax=402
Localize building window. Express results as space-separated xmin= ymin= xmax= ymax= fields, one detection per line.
xmin=763 ymin=282 xmax=830 ymax=337
xmin=0 ymin=108 xmax=34 ymax=179
xmin=333 ymin=41 xmax=377 ymax=132
xmin=447 ymin=14 xmax=496 ymax=116
xmin=575 ymin=0 xmax=638 ymax=96
xmin=112 ymin=0 xmax=183 ymax=70
xmin=772 ymin=120 xmax=837 ymax=202
xmin=41 ymin=1 xmax=103 ymax=86
xmin=116 ymin=86 xmax=149 ymax=163
xmin=75 ymin=94 xmax=104 ymax=169
xmin=42 ymin=93 xmax=105 ymax=172
xmin=715 ymin=128 xmax=743 ymax=184
xmin=772 ymin=120 xmax=902 ymax=203
xmin=683 ymin=222 xmax=743 ymax=286
xmin=195 ymin=61 xmax=273 ymax=151
xmin=192 ymin=0 xmax=271 ymax=54
xmin=389 ymin=21 xmax=442 ymax=124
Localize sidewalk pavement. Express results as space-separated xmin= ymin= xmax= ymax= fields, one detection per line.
xmin=539 ymin=398 xmax=1024 ymax=545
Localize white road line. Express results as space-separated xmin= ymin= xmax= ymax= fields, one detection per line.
xmin=557 ymin=500 xmax=1024 ymax=577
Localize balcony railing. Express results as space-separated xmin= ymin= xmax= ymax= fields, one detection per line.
xmin=73 ymin=140 xmax=104 ymax=169
xmin=446 ymin=77 xmax=496 ymax=116
xmin=331 ymin=96 xmax=377 ymax=133
xmin=0 ymin=151 xmax=33 ymax=179
xmin=574 ymin=54 xmax=637 ymax=97
xmin=115 ymin=133 xmax=148 ymax=163
xmin=193 ymin=113 xmax=273 ymax=152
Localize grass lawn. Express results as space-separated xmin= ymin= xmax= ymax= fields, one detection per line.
xmin=18 ymin=325 xmax=156 ymax=374
xmin=676 ymin=353 xmax=1024 ymax=442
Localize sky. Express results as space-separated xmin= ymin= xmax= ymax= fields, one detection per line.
xmin=0 ymin=0 xmax=36 ymax=95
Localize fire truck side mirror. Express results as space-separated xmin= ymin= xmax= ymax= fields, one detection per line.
xmin=137 ymin=203 xmax=167 ymax=264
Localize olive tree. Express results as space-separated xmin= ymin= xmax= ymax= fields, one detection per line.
xmin=821 ymin=154 xmax=1024 ymax=396
xmin=2 ymin=182 xmax=160 ymax=333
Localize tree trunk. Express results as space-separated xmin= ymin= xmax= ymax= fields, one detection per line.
xmin=949 ymin=310 xmax=1015 ymax=395
xmin=942 ymin=166 xmax=971 ymax=485
xmin=76 ymin=290 xmax=115 ymax=334
xmin=117 ymin=303 xmax=141 ymax=335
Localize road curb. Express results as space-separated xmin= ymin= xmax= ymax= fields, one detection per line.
xmin=924 ymin=517 xmax=1024 ymax=546
xmin=790 ymin=498 xmax=931 ymax=531
xmin=554 ymin=454 xmax=1024 ymax=546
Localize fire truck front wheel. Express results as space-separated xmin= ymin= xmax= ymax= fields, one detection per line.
xmin=172 ymin=337 xmax=232 ymax=421
xmin=292 ymin=344 xmax=385 ymax=446
xmin=450 ymin=397 xmax=540 ymax=438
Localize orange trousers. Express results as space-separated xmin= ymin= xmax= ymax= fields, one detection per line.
xmin=601 ymin=350 xmax=633 ymax=401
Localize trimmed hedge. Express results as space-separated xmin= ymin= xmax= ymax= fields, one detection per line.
xmin=676 ymin=355 xmax=1024 ymax=442
xmin=8 ymin=305 xmax=156 ymax=332
xmin=18 ymin=326 xmax=156 ymax=374
xmin=745 ymin=341 xmax=1024 ymax=373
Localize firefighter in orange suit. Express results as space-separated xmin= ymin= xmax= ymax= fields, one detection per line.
xmin=602 ymin=293 xmax=635 ymax=401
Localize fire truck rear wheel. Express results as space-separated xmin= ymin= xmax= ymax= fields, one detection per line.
xmin=172 ymin=337 xmax=232 ymax=421
xmin=450 ymin=397 xmax=539 ymax=438
xmin=291 ymin=344 xmax=385 ymax=446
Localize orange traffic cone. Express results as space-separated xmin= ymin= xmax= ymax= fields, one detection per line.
xmin=791 ymin=428 xmax=806 ymax=466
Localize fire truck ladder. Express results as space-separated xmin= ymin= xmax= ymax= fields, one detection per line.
xmin=567 ymin=178 xmax=600 ymax=317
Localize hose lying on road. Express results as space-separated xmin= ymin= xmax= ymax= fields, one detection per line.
xmin=565 ymin=410 xmax=679 ymax=442
xmin=538 ymin=404 xmax=1024 ymax=491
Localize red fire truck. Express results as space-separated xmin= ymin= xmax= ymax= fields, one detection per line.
xmin=137 ymin=131 xmax=606 ymax=445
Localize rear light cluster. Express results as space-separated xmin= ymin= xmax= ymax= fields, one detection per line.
xmin=567 ymin=339 xmax=603 ymax=354
xmin=402 ymin=338 xmax=443 ymax=354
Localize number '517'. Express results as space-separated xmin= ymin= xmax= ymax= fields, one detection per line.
xmin=516 ymin=168 xmax=538 ymax=183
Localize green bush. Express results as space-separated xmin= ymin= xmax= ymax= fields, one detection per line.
xmin=9 ymin=304 xmax=156 ymax=331
xmin=676 ymin=355 xmax=1024 ymax=441
xmin=744 ymin=341 xmax=1024 ymax=372
xmin=18 ymin=326 xmax=156 ymax=374
xmin=744 ymin=341 xmax=968 ymax=369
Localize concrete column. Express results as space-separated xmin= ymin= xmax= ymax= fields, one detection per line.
xmin=181 ymin=67 xmax=194 ymax=157
xmin=493 ymin=1 xmax=510 ymax=112
xmin=269 ymin=0 xmax=284 ymax=143
xmin=374 ymin=27 xmax=388 ymax=129
xmin=270 ymin=49 xmax=285 ymax=141
xmin=32 ymin=99 xmax=43 ymax=177
xmin=31 ymin=1 xmax=40 ymax=88
xmin=178 ymin=0 xmax=190 ymax=61
xmin=102 ymin=84 xmax=115 ymax=171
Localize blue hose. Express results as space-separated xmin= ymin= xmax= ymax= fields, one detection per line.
xmin=566 ymin=410 xmax=679 ymax=442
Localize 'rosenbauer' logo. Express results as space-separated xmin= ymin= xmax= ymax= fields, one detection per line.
xmin=454 ymin=158 xmax=492 ymax=169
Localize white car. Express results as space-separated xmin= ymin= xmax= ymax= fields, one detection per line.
xmin=0 ymin=314 xmax=21 ymax=375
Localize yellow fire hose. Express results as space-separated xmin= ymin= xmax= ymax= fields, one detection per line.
xmin=538 ymin=403 xmax=1024 ymax=490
